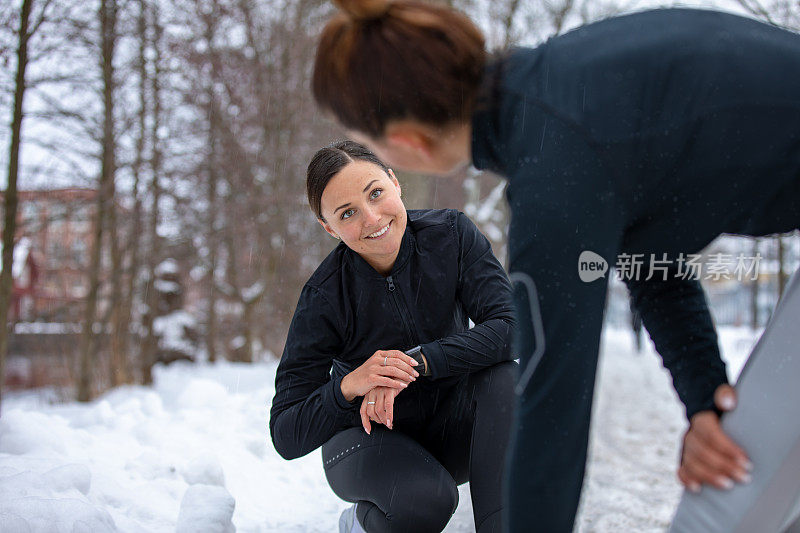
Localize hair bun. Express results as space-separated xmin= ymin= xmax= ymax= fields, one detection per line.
xmin=333 ymin=0 xmax=391 ymax=21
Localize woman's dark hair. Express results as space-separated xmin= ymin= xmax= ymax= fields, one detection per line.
xmin=313 ymin=0 xmax=486 ymax=138
xmin=307 ymin=140 xmax=391 ymax=220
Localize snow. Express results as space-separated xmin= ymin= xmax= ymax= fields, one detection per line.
xmin=0 ymin=237 xmax=32 ymax=279
xmin=577 ymin=326 xmax=755 ymax=531
xmin=180 ymin=453 xmax=226 ymax=486
xmin=0 ymin=327 xmax=760 ymax=532
xmin=473 ymin=182 xmax=505 ymax=225
xmin=241 ymin=282 xmax=265 ymax=304
xmin=153 ymin=279 xmax=180 ymax=294
xmin=14 ymin=323 xmax=81 ymax=335
xmin=0 ymin=455 xmax=116 ymax=532
xmin=175 ymin=485 xmax=235 ymax=533
xmin=152 ymin=311 xmax=196 ymax=355
xmin=154 ymin=260 xmax=179 ymax=277
xmin=230 ymin=336 xmax=246 ymax=350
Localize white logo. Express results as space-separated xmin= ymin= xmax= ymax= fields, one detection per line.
xmin=578 ymin=251 xmax=608 ymax=282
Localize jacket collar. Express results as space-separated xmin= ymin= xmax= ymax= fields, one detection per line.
xmin=346 ymin=217 xmax=415 ymax=279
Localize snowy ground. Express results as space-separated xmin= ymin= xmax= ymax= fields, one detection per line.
xmin=0 ymin=326 xmax=760 ymax=532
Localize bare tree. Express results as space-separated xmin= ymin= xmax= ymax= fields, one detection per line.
xmin=163 ymin=0 xmax=338 ymax=360
xmin=199 ymin=0 xmax=223 ymax=363
xmin=77 ymin=0 xmax=120 ymax=402
xmin=1 ymin=0 xmax=38 ymax=414
xmin=140 ymin=0 xmax=164 ymax=385
xmin=736 ymin=0 xmax=800 ymax=28
xmin=777 ymin=235 xmax=788 ymax=298
xmin=116 ymin=0 xmax=150 ymax=383
xmin=750 ymin=238 xmax=760 ymax=330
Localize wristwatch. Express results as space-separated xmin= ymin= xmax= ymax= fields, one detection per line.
xmin=404 ymin=345 xmax=430 ymax=377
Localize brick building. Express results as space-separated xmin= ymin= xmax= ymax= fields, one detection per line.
xmin=0 ymin=188 xmax=98 ymax=322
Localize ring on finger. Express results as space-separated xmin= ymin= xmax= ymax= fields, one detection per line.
xmin=383 ymin=356 xmax=388 ymax=366
xmin=367 ymin=401 xmax=376 ymax=404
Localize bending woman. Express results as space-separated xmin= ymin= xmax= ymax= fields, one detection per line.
xmin=269 ymin=140 xmax=516 ymax=533
xmin=311 ymin=3 xmax=800 ymax=532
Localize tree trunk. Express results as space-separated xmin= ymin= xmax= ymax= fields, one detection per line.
xmin=750 ymin=239 xmax=760 ymax=331
xmin=777 ymin=235 xmax=787 ymax=299
xmin=222 ymin=207 xmax=252 ymax=363
xmin=0 ymin=0 xmax=34 ymax=415
xmin=78 ymin=0 xmax=118 ymax=402
xmin=205 ymin=168 xmax=218 ymax=364
xmin=243 ymin=298 xmax=256 ymax=362
xmin=141 ymin=1 xmax=162 ymax=385
xmin=122 ymin=0 xmax=148 ymax=382
xmin=108 ymin=172 xmax=127 ymax=386
xmin=203 ymin=8 xmax=220 ymax=363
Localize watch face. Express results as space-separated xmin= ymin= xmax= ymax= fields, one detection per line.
xmin=404 ymin=346 xmax=421 ymax=357
xmin=403 ymin=346 xmax=429 ymax=376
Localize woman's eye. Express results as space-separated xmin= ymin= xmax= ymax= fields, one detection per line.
xmin=341 ymin=208 xmax=355 ymax=220
xmin=370 ymin=188 xmax=383 ymax=200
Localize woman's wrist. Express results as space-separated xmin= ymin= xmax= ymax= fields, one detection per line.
xmin=340 ymin=374 xmax=358 ymax=403
xmin=405 ymin=346 xmax=430 ymax=377
xmin=419 ymin=352 xmax=429 ymax=376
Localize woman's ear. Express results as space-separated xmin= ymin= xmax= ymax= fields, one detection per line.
xmin=388 ymin=168 xmax=401 ymax=196
xmin=318 ymin=217 xmax=339 ymax=239
xmin=385 ymin=121 xmax=436 ymax=160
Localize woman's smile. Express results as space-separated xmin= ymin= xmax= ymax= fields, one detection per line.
xmin=365 ymin=220 xmax=392 ymax=240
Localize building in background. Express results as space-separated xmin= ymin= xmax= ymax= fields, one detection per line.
xmin=0 ymin=188 xmax=98 ymax=323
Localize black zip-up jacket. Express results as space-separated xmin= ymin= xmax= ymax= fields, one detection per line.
xmin=270 ymin=209 xmax=515 ymax=460
xmin=471 ymin=8 xmax=800 ymax=418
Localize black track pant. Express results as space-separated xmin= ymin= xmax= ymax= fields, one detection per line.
xmin=322 ymin=361 xmax=517 ymax=533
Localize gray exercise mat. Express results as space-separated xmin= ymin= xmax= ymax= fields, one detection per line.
xmin=671 ymin=268 xmax=800 ymax=533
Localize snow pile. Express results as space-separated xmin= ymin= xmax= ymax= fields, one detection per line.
xmin=0 ymin=414 xmax=117 ymax=532
xmin=0 ymin=462 xmax=116 ymax=532
xmin=180 ymin=452 xmax=226 ymax=486
xmin=153 ymin=311 xmax=197 ymax=356
xmin=149 ymin=257 xmax=198 ymax=363
xmin=176 ymin=485 xmax=235 ymax=533
xmin=0 ymin=327 xmax=760 ymax=532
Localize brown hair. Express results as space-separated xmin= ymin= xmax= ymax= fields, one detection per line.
xmin=307 ymin=140 xmax=391 ymax=220
xmin=313 ymin=0 xmax=486 ymax=138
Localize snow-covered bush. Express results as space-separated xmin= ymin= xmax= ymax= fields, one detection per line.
xmin=151 ymin=259 xmax=199 ymax=364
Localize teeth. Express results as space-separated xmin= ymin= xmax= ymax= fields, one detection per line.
xmin=367 ymin=223 xmax=390 ymax=239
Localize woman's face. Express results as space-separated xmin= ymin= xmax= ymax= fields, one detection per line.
xmin=319 ymin=160 xmax=407 ymax=275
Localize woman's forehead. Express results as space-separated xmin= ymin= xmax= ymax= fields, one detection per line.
xmin=323 ymin=161 xmax=390 ymax=199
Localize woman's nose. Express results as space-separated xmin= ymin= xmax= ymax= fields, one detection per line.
xmin=363 ymin=207 xmax=381 ymax=226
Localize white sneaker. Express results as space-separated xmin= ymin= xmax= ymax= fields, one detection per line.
xmin=338 ymin=504 xmax=366 ymax=533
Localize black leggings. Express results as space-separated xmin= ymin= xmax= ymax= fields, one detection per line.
xmin=322 ymin=361 xmax=517 ymax=533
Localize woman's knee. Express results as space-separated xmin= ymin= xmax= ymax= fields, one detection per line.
xmin=380 ymin=481 xmax=458 ymax=533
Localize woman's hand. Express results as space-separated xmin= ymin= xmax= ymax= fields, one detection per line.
xmin=360 ymin=386 xmax=400 ymax=434
xmin=678 ymin=385 xmax=752 ymax=492
xmin=340 ymin=350 xmax=420 ymax=402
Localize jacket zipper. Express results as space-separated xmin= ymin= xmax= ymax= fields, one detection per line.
xmin=386 ymin=275 xmax=418 ymax=347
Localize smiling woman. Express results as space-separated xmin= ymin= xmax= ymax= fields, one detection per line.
xmin=270 ymin=140 xmax=517 ymax=533
xmin=317 ymin=160 xmax=406 ymax=276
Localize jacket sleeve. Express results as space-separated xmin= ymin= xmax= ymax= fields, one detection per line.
xmin=625 ymin=268 xmax=729 ymax=419
xmin=269 ymin=285 xmax=358 ymax=460
xmin=420 ymin=211 xmax=516 ymax=379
